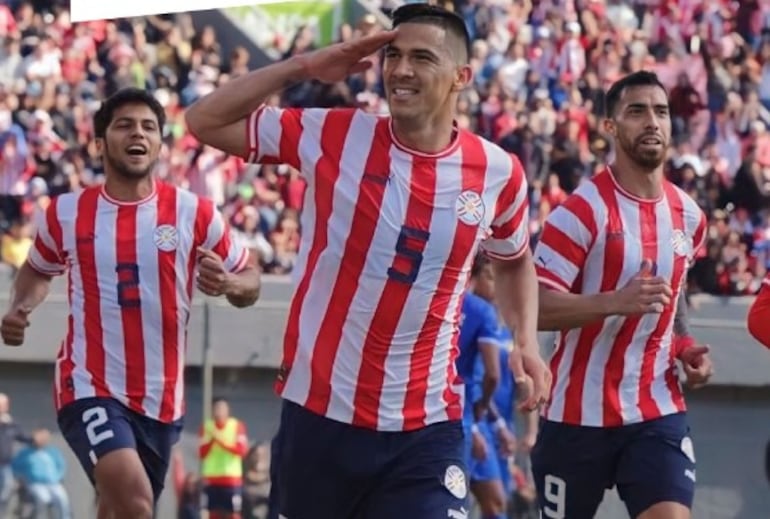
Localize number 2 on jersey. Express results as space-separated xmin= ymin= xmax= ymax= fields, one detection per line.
xmin=387 ymin=226 xmax=430 ymax=285
xmin=116 ymin=263 xmax=140 ymax=308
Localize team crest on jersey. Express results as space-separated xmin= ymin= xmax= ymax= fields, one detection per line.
xmin=455 ymin=191 xmax=485 ymax=225
xmin=153 ymin=224 xmax=178 ymax=252
xmin=670 ymin=229 xmax=691 ymax=257
xmin=443 ymin=465 xmax=467 ymax=499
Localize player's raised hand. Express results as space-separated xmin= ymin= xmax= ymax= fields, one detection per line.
xmin=298 ymin=30 xmax=396 ymax=84
xmin=1 ymin=306 xmax=31 ymax=346
xmin=679 ymin=344 xmax=714 ymax=389
xmin=614 ymin=259 xmax=673 ymax=315
xmin=196 ymin=247 xmax=230 ymax=297
xmin=510 ymin=345 xmax=552 ymax=412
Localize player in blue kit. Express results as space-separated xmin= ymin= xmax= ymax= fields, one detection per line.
xmin=457 ymin=255 xmax=509 ymax=519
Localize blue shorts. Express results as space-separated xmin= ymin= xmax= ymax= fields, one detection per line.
xmin=203 ymin=485 xmax=242 ymax=512
xmin=268 ymin=400 xmax=468 ymax=519
xmin=57 ymin=397 xmax=183 ymax=502
xmin=463 ymin=421 xmax=502 ymax=483
xmin=531 ymin=412 xmax=696 ymax=519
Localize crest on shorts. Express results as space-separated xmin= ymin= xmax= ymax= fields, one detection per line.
xmin=455 ymin=191 xmax=485 ymax=225
xmin=443 ymin=464 xmax=467 ymax=499
xmin=670 ymin=229 xmax=691 ymax=257
xmin=153 ymin=224 xmax=178 ymax=252
xmin=681 ymin=436 xmax=696 ymax=463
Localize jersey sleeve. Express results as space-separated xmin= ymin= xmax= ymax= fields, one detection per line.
xmin=245 ymin=105 xmax=332 ymax=177
xmin=199 ymin=202 xmax=250 ymax=273
xmin=27 ymin=199 xmax=66 ymax=276
xmin=480 ymin=154 xmax=530 ymax=260
xmin=534 ymin=192 xmax=598 ymax=292
xmin=478 ymin=303 xmax=503 ymax=347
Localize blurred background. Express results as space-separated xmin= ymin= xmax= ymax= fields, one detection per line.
xmin=0 ymin=0 xmax=769 ymax=518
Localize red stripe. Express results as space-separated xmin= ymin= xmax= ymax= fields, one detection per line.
xmin=544 ymin=332 xmax=567 ymax=415
xmin=50 ymin=196 xmax=75 ymax=410
xmin=634 ymin=203 xmax=662 ymax=420
xmin=539 ymin=223 xmax=586 ymax=269
xmin=157 ymin=185 xmax=179 ymax=422
xmin=536 ymin=267 xmax=570 ymax=292
xmin=116 ymin=203 xmax=145 ymax=414
xmin=403 ymin=134 xmax=486 ymax=429
xmin=567 ymin=194 xmax=599 ymax=239
xmin=663 ymin=184 xmax=688 ymax=412
xmin=276 ymin=110 xmax=354 ymax=396
xmin=279 ymin=108 xmax=303 ymax=170
xmin=352 ymin=156 xmax=438 ymax=428
xmin=76 ymin=188 xmax=108 ymax=397
xmin=304 ymin=118 xmax=391 ymax=415
xmin=564 ymin=173 xmax=624 ymax=425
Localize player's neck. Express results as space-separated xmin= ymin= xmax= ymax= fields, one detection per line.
xmin=391 ymin=117 xmax=456 ymax=155
xmin=103 ymin=175 xmax=155 ymax=202
xmin=610 ymin=156 xmax=663 ymax=200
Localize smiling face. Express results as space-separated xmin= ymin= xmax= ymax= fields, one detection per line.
xmin=97 ymin=101 xmax=162 ymax=180
xmin=382 ymin=22 xmax=471 ymax=128
xmin=604 ymin=84 xmax=671 ymax=172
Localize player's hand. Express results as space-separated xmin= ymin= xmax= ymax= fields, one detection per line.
xmin=510 ymin=344 xmax=551 ymax=412
xmin=614 ymin=259 xmax=673 ymax=315
xmin=296 ymin=30 xmax=396 ymax=84
xmin=679 ymin=344 xmax=713 ymax=389
xmin=1 ymin=306 xmax=31 ymax=346
xmin=496 ymin=425 xmax=517 ymax=457
xmin=519 ymin=431 xmax=537 ymax=454
xmin=471 ymin=428 xmax=488 ymax=461
xmin=196 ymin=247 xmax=230 ymax=297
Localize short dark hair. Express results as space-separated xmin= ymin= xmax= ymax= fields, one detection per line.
xmin=391 ymin=3 xmax=470 ymax=63
xmin=212 ymin=396 xmax=227 ymax=405
xmin=604 ymin=70 xmax=668 ymax=118
xmin=93 ymin=87 xmax=166 ymax=139
xmin=470 ymin=252 xmax=490 ymax=278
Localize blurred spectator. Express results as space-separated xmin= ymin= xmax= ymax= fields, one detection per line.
xmin=0 ymin=0 xmax=769 ymax=295
xmin=0 ymin=393 xmax=31 ymax=518
xmin=11 ymin=427 xmax=71 ymax=519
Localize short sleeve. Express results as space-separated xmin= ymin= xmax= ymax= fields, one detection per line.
xmin=27 ymin=198 xmax=66 ymax=276
xmin=480 ymin=154 xmax=530 ymax=260
xmin=200 ymin=204 xmax=250 ymax=273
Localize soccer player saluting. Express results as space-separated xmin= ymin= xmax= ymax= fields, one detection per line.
xmin=185 ymin=3 xmax=550 ymax=518
xmin=532 ymin=71 xmax=712 ymax=519
xmin=0 ymin=88 xmax=261 ymax=519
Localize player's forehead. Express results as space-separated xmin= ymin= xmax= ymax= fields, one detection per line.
xmin=389 ymin=23 xmax=449 ymax=57
xmin=109 ymin=102 xmax=159 ymax=126
xmin=617 ymin=84 xmax=668 ymax=109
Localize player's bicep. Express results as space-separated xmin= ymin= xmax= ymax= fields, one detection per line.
xmin=534 ymin=196 xmax=597 ymax=292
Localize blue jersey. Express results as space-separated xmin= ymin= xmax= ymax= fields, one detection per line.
xmin=456 ymin=293 xmax=501 ymax=423
xmin=492 ymin=326 xmax=517 ymax=427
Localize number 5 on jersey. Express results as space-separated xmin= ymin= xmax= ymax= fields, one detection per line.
xmin=387 ymin=226 xmax=430 ymax=284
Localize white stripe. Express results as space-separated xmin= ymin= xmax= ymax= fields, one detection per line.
xmin=281 ymin=109 xmax=327 ymax=406
xmin=545 ymin=332 xmax=576 ymax=421
xmin=95 ymin=199 xmax=126 ymax=404
xmin=255 ymin=106 xmax=284 ymax=161
xmin=138 ymin=200 xmax=162 ymax=419
xmin=322 ymin=112 xmax=376 ymax=422
xmin=175 ymin=192 xmax=198 ymax=420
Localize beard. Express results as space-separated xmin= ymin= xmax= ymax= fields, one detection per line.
xmin=103 ymin=143 xmax=156 ymax=180
xmin=617 ymin=133 xmax=666 ymax=171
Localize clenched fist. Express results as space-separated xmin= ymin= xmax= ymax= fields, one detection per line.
xmin=196 ymin=247 xmax=230 ymax=297
xmin=1 ymin=306 xmax=31 ymax=346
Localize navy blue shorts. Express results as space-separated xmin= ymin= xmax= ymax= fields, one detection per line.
xmin=57 ymin=397 xmax=183 ymax=502
xmin=268 ymin=400 xmax=468 ymax=519
xmin=531 ymin=412 xmax=696 ymax=518
xmin=203 ymin=485 xmax=243 ymax=512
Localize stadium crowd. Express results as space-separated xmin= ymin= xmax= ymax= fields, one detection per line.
xmin=0 ymin=0 xmax=768 ymax=295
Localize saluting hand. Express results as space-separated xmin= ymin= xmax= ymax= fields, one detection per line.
xmin=298 ymin=30 xmax=396 ymax=84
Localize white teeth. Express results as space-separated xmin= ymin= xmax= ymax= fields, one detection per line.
xmin=394 ymin=88 xmax=417 ymax=95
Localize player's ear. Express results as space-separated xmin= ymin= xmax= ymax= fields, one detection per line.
xmin=94 ymin=137 xmax=104 ymax=156
xmin=602 ymin=118 xmax=616 ymax=137
xmin=452 ymin=64 xmax=473 ymax=93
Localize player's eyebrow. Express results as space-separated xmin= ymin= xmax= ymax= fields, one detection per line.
xmin=385 ymin=44 xmax=441 ymax=62
xmin=625 ymin=103 xmax=669 ymax=111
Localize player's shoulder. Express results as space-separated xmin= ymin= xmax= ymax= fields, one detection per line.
xmin=664 ymin=179 xmax=705 ymax=215
xmin=457 ymin=129 xmax=521 ymax=174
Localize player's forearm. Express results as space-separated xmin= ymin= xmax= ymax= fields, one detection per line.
xmin=10 ymin=262 xmax=52 ymax=313
xmin=673 ymin=292 xmax=690 ymax=337
xmin=185 ymin=56 xmax=308 ymax=135
xmin=493 ymin=250 xmax=539 ymax=349
xmin=537 ymin=285 xmax=616 ymax=331
xmin=225 ymin=266 xmax=261 ymax=308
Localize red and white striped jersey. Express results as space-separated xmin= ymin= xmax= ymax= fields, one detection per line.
xmin=246 ymin=106 xmax=530 ymax=431
xmin=535 ymin=168 xmax=707 ymax=427
xmin=28 ymin=181 xmax=249 ymax=423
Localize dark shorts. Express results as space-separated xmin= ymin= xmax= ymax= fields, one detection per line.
xmin=57 ymin=397 xmax=183 ymax=502
xmin=203 ymin=485 xmax=243 ymax=512
xmin=268 ymin=400 xmax=468 ymax=519
xmin=531 ymin=412 xmax=696 ymax=519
